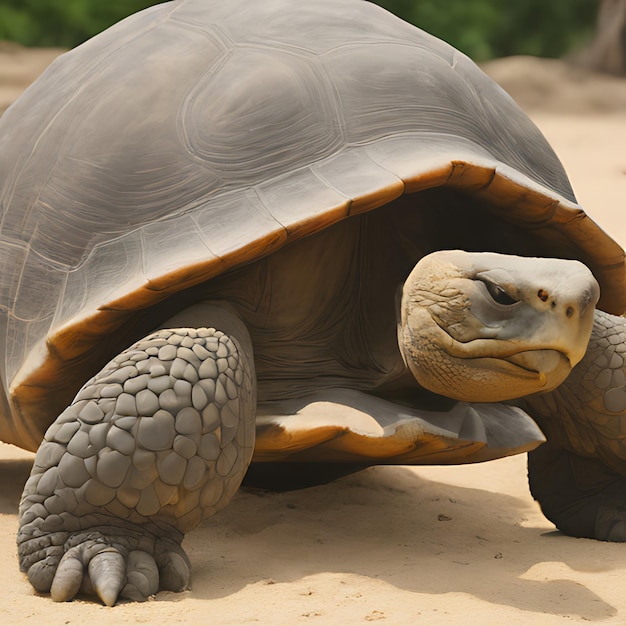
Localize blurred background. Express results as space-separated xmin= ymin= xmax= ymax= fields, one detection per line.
xmin=0 ymin=0 xmax=623 ymax=73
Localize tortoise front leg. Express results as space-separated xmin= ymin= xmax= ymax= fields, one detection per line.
xmin=525 ymin=310 xmax=626 ymax=540
xmin=17 ymin=321 xmax=255 ymax=605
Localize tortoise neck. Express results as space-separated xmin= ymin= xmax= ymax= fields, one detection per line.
xmin=522 ymin=310 xmax=626 ymax=474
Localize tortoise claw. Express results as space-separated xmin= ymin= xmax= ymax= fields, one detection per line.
xmin=89 ymin=548 xmax=127 ymax=606
xmin=157 ymin=550 xmax=191 ymax=592
xmin=121 ymin=551 xmax=160 ymax=602
xmin=49 ymin=545 xmax=89 ymax=602
xmin=25 ymin=555 xmax=60 ymax=594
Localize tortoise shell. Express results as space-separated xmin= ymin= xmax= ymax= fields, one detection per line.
xmin=0 ymin=0 xmax=623 ymax=451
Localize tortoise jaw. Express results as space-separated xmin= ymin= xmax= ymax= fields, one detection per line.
xmin=505 ymin=349 xmax=569 ymax=374
xmin=500 ymin=349 xmax=572 ymax=390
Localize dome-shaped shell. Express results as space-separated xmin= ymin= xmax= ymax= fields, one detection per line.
xmin=0 ymin=0 xmax=624 ymax=450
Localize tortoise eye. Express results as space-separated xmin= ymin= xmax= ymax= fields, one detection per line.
xmin=482 ymin=280 xmax=519 ymax=306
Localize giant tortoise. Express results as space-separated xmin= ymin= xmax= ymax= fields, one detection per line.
xmin=0 ymin=0 xmax=624 ymax=606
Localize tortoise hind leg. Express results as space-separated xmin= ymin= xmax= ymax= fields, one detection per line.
xmin=528 ymin=440 xmax=626 ymax=541
xmin=17 ymin=314 xmax=256 ymax=605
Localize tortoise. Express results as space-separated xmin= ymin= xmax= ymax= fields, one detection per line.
xmin=0 ymin=0 xmax=624 ymax=607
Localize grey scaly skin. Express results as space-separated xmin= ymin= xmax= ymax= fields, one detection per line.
xmin=17 ymin=325 xmax=255 ymax=605
xmin=525 ymin=310 xmax=626 ymax=541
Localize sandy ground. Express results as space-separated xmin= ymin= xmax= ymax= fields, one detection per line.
xmin=0 ymin=47 xmax=625 ymax=625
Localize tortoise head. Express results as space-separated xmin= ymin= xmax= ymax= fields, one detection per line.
xmin=398 ymin=250 xmax=600 ymax=402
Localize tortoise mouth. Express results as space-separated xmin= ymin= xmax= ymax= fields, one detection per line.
xmin=504 ymin=349 xmax=571 ymax=375
xmin=491 ymin=349 xmax=572 ymax=390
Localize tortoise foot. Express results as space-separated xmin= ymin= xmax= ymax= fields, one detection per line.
xmin=528 ymin=440 xmax=626 ymax=541
xmin=18 ymin=322 xmax=256 ymax=604
xmin=21 ymin=522 xmax=189 ymax=605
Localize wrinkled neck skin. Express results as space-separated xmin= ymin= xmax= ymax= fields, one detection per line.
xmin=520 ymin=310 xmax=626 ymax=474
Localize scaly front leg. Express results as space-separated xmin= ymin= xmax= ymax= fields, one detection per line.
xmin=18 ymin=323 xmax=255 ymax=604
xmin=525 ymin=310 xmax=626 ymax=540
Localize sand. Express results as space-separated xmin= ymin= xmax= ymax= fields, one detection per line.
xmin=0 ymin=47 xmax=624 ymax=625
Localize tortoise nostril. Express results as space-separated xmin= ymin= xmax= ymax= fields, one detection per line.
xmin=537 ymin=289 xmax=549 ymax=302
xmin=566 ymin=306 xmax=574 ymax=318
